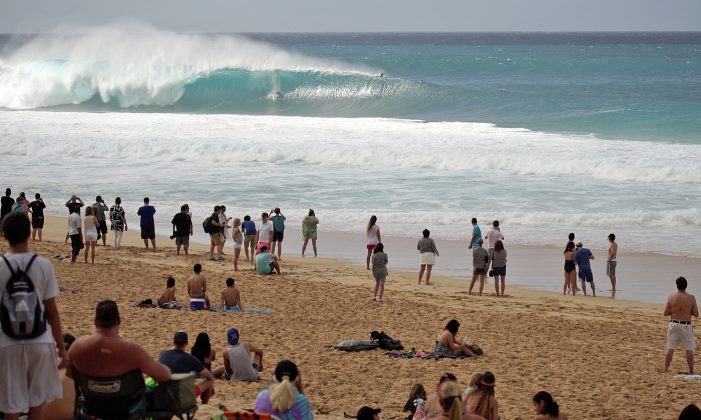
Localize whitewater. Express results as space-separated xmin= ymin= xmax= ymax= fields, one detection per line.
xmin=0 ymin=24 xmax=700 ymax=258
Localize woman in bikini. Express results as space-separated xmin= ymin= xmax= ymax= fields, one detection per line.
xmin=563 ymin=241 xmax=576 ymax=295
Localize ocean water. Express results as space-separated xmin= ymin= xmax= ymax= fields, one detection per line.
xmin=0 ymin=24 xmax=700 ymax=258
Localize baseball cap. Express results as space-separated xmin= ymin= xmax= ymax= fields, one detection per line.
xmin=576 ymin=242 xmax=583 ymax=247
xmin=173 ymin=331 xmax=188 ymax=345
xmin=227 ymin=327 xmax=239 ymax=345
xmin=357 ymin=406 xmax=381 ymax=420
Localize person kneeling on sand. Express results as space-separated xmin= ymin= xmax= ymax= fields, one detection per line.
xmin=255 ymin=360 xmax=313 ymax=419
xmin=158 ymin=331 xmax=215 ymax=404
xmin=221 ymin=277 xmax=243 ymax=310
xmin=533 ymin=391 xmax=568 ymax=420
xmin=255 ymin=246 xmax=281 ymax=275
xmin=67 ymin=300 xmax=172 ymax=394
xmin=187 ymin=263 xmax=210 ymax=310
xmin=223 ymin=327 xmax=264 ymax=382
xmin=435 ymin=319 xmax=479 ymax=358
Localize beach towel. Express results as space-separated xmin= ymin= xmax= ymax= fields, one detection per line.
xmin=334 ymin=340 xmax=380 ymax=352
xmin=134 ymin=299 xmax=157 ymax=308
xmin=386 ymin=351 xmax=473 ymax=360
xmin=210 ymin=307 xmax=271 ymax=314
xmin=674 ymin=374 xmax=701 ymax=380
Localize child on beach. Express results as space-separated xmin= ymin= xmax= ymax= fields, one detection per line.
xmin=371 ymin=242 xmax=388 ymax=302
xmin=403 ymin=383 xmax=427 ymax=420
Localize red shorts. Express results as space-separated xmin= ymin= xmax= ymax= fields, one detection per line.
xmin=257 ymin=242 xmax=271 ymax=253
xmin=367 ymin=244 xmax=377 ymax=251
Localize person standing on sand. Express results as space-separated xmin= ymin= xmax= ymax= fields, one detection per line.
xmin=187 ymin=263 xmax=209 ymax=310
xmin=485 ymin=220 xmax=504 ymax=269
xmin=256 ymin=212 xmax=274 ymax=255
xmin=219 ymin=205 xmax=231 ymax=251
xmin=565 ymin=233 xmax=580 ymax=294
xmin=301 ymin=209 xmax=319 ymax=257
xmin=270 ymin=207 xmax=286 ymax=260
xmin=91 ymin=196 xmax=109 ymax=246
xmin=468 ymin=218 xmax=481 ymax=250
xmin=573 ymin=242 xmax=595 ymax=296
xmin=28 ymin=193 xmax=46 ymax=241
xmin=491 ymin=240 xmax=507 ymax=297
xmin=67 ymin=206 xmax=82 ymax=263
xmin=171 ymin=204 xmax=193 ymax=256
xmin=109 ymin=197 xmax=127 ymax=250
xmin=371 ymin=243 xmax=388 ymax=302
xmin=231 ymin=218 xmax=243 ymax=271
xmin=209 ymin=206 xmax=225 ymax=261
xmin=366 ymin=215 xmax=381 ymax=270
xmin=242 ymin=215 xmax=257 ymax=262
xmin=63 ymin=195 xmax=84 ymax=243
xmin=417 ymin=229 xmax=439 ymax=286
xmin=0 ymin=188 xmax=14 ymax=225
xmin=137 ymin=197 xmax=156 ymax=249
xmin=0 ymin=212 xmax=66 ymax=420
xmin=606 ymin=233 xmax=618 ymax=296
xmin=663 ymin=276 xmax=698 ymax=374
xmin=468 ymin=239 xmax=489 ymax=296
xmin=563 ymin=242 xmax=577 ymax=296
xmin=83 ymin=206 xmax=99 ymax=264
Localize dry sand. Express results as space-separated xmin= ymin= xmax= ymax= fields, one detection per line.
xmin=7 ymin=216 xmax=700 ymax=419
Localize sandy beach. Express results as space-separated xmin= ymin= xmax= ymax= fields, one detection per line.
xmin=7 ymin=215 xmax=700 ymax=419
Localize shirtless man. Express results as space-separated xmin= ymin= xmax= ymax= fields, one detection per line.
xmin=606 ymin=233 xmax=618 ymax=296
xmin=663 ymin=276 xmax=698 ymax=374
xmin=66 ymin=300 xmax=171 ymax=382
xmin=187 ymin=263 xmax=209 ymax=310
xmin=221 ymin=277 xmax=243 ymax=310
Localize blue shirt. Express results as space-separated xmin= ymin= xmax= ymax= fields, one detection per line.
xmin=137 ymin=205 xmax=156 ymax=228
xmin=242 ymin=220 xmax=257 ymax=236
xmin=471 ymin=225 xmax=481 ymax=248
xmin=573 ymin=248 xmax=593 ymax=270
xmin=158 ymin=349 xmax=205 ymax=374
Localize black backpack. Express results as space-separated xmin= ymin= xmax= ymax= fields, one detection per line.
xmin=370 ymin=330 xmax=404 ymax=350
xmin=202 ymin=217 xmax=212 ymax=234
xmin=1 ymin=255 xmax=47 ymax=339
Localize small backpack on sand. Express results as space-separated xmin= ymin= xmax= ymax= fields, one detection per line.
xmin=0 ymin=255 xmax=47 ymax=339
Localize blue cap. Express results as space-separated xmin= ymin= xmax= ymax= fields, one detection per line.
xmin=227 ymin=328 xmax=239 ymax=345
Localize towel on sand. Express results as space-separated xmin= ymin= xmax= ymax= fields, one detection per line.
xmin=210 ymin=307 xmax=271 ymax=314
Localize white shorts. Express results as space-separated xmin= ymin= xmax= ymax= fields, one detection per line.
xmin=420 ymin=252 xmax=436 ymax=265
xmin=667 ymin=322 xmax=695 ymax=350
xmin=0 ymin=343 xmax=62 ymax=413
xmin=84 ymin=232 xmax=98 ymax=242
xmin=233 ymin=243 xmax=243 ymax=250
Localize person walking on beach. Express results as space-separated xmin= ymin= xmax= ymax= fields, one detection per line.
xmin=83 ymin=206 xmax=99 ymax=264
xmin=171 ymin=204 xmax=193 ymax=255
xmin=137 ymin=197 xmax=156 ymax=249
xmin=208 ymin=206 xmax=225 ymax=261
xmin=270 ymin=207 xmax=286 ymax=259
xmin=468 ymin=239 xmax=489 ymax=296
xmin=417 ymin=229 xmax=439 ymax=285
xmin=302 ymin=209 xmax=319 ymax=257
xmin=607 ymin=233 xmax=618 ymax=296
xmin=366 ymin=215 xmax=381 ymax=270
xmin=563 ymin=242 xmax=577 ymax=295
xmin=0 ymin=212 xmax=67 ymax=420
xmin=91 ymin=196 xmax=109 ymax=246
xmin=468 ymin=217 xmax=481 ymax=250
xmin=109 ymin=197 xmax=127 ymax=249
xmin=256 ymin=212 xmax=274 ymax=254
xmin=574 ymin=242 xmax=595 ymax=296
xmin=28 ymin=193 xmax=46 ymax=241
xmin=231 ymin=218 xmax=243 ymax=271
xmin=663 ymin=276 xmax=698 ymax=374
xmin=67 ymin=206 xmax=82 ymax=263
xmin=242 ymin=215 xmax=257 ymax=262
xmin=492 ymin=240 xmax=507 ymax=296
xmin=485 ymin=220 xmax=504 ymax=268
xmin=372 ymin=243 xmax=388 ymax=302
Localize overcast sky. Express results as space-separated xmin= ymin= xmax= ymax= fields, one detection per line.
xmin=2 ymin=0 xmax=701 ymax=33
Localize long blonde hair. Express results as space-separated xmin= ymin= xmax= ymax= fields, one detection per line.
xmin=269 ymin=360 xmax=299 ymax=413
xmin=366 ymin=215 xmax=377 ymax=232
xmin=440 ymin=382 xmax=464 ymax=420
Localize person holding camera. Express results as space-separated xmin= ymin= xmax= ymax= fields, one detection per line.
xmin=171 ymin=204 xmax=193 ymax=255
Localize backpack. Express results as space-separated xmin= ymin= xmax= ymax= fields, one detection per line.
xmin=0 ymin=255 xmax=47 ymax=339
xmin=370 ymin=330 xmax=404 ymax=350
xmin=202 ymin=217 xmax=212 ymax=234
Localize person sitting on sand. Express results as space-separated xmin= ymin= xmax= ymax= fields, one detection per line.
xmin=679 ymin=404 xmax=701 ymax=420
xmin=468 ymin=239 xmax=489 ymax=296
xmin=403 ymin=384 xmax=427 ymax=420
xmin=255 ymin=246 xmax=281 ymax=275
xmin=463 ymin=372 xmax=483 ymax=400
xmin=223 ymin=327 xmax=264 ymax=382
xmin=255 ymin=359 xmax=313 ymax=419
xmin=191 ymin=332 xmax=226 ymax=379
xmin=187 ymin=263 xmax=209 ymax=310
xmin=67 ymin=300 xmax=172 ymax=388
xmin=425 ymin=373 xmax=458 ymax=417
xmin=158 ymin=274 xmax=177 ymax=306
xmin=533 ymin=391 xmax=568 ymax=420
xmin=435 ymin=319 xmax=479 ymax=358
xmin=158 ymin=331 xmax=214 ymax=404
xmin=357 ymin=406 xmax=382 ymax=420
xmin=430 ymin=382 xmax=486 ymax=420
xmin=221 ymin=277 xmax=243 ymax=310
xmin=464 ymin=372 xmax=498 ymax=420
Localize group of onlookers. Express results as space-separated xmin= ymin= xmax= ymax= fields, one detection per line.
xmin=562 ymin=232 xmax=618 ymax=298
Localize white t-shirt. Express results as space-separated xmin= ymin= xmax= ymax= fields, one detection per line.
xmin=367 ymin=225 xmax=380 ymax=246
xmin=257 ymin=221 xmax=274 ymax=243
xmin=486 ymin=228 xmax=504 ymax=249
xmin=0 ymin=252 xmax=60 ymax=349
xmin=68 ymin=213 xmax=81 ymax=235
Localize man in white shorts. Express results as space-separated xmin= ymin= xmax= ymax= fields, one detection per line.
xmin=0 ymin=212 xmax=66 ymax=419
xmin=663 ymin=276 xmax=698 ymax=374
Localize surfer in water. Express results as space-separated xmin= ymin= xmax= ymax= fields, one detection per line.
xmin=273 ymin=91 xmax=283 ymax=100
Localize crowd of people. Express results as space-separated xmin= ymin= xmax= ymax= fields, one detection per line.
xmin=0 ymin=189 xmax=699 ymax=419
